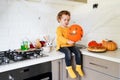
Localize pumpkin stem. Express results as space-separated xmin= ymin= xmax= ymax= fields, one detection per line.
xmin=102 ymin=40 xmax=106 ymax=43
xmin=104 ymin=39 xmax=112 ymax=42
xmin=108 ymin=40 xmax=113 ymax=42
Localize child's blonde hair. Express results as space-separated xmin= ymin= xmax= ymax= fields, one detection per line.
xmin=57 ymin=10 xmax=70 ymax=23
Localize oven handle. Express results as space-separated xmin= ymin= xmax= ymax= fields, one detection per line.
xmin=20 ymin=68 xmax=30 ymax=73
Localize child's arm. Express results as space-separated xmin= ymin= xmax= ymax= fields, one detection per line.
xmin=56 ymin=28 xmax=68 ymax=44
xmin=56 ymin=27 xmax=75 ymax=45
xmin=67 ymin=40 xmax=75 ymax=45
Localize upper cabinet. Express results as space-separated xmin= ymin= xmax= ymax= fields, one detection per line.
xmin=42 ymin=0 xmax=86 ymax=6
xmin=24 ymin=0 xmax=87 ymax=5
xmin=25 ymin=0 xmax=87 ymax=3
xmin=69 ymin=0 xmax=87 ymax=3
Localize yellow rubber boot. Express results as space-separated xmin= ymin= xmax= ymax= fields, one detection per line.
xmin=76 ymin=65 xmax=84 ymax=77
xmin=66 ymin=66 xmax=76 ymax=78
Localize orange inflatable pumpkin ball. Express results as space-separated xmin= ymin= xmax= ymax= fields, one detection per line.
xmin=67 ymin=24 xmax=83 ymax=42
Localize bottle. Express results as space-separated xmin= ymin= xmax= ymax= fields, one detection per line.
xmin=21 ymin=41 xmax=25 ymax=50
xmin=23 ymin=41 xmax=29 ymax=50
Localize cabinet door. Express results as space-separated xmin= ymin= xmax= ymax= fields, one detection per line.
xmin=52 ymin=59 xmax=63 ymax=80
xmin=81 ymin=67 xmax=118 ymax=80
xmin=62 ymin=57 xmax=81 ymax=80
xmin=83 ymin=55 xmax=120 ymax=78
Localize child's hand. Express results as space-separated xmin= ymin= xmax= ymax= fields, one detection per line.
xmin=67 ymin=40 xmax=75 ymax=44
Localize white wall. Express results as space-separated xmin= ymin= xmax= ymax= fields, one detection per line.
xmin=0 ymin=0 xmax=77 ymax=50
xmin=0 ymin=0 xmax=120 ymax=50
xmin=73 ymin=0 xmax=120 ymax=47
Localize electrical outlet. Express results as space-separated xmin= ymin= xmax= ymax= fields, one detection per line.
xmin=38 ymin=16 xmax=41 ymax=20
xmin=93 ymin=3 xmax=98 ymax=9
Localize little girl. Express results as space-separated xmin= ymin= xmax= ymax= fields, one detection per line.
xmin=56 ymin=10 xmax=84 ymax=78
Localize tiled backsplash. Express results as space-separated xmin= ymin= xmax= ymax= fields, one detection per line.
xmin=0 ymin=0 xmax=120 ymax=50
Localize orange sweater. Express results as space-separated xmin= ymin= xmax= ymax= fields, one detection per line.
xmin=56 ymin=26 xmax=74 ymax=50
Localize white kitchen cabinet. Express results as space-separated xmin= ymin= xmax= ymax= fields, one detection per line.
xmin=81 ymin=67 xmax=118 ymax=80
xmin=52 ymin=56 xmax=81 ymax=80
xmin=44 ymin=0 xmax=87 ymax=3
xmin=69 ymin=0 xmax=87 ymax=3
xmin=62 ymin=57 xmax=81 ymax=80
xmin=52 ymin=59 xmax=63 ymax=80
xmin=81 ymin=55 xmax=120 ymax=80
xmin=69 ymin=0 xmax=99 ymax=3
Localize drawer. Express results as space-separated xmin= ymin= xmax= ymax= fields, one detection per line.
xmin=81 ymin=67 xmax=119 ymax=80
xmin=83 ymin=55 xmax=120 ymax=78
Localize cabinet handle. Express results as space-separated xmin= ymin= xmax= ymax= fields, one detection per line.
xmin=89 ymin=62 xmax=108 ymax=69
xmin=58 ymin=61 xmax=61 ymax=80
xmin=66 ymin=69 xmax=68 ymax=78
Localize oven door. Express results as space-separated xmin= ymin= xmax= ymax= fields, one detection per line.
xmin=19 ymin=61 xmax=52 ymax=80
xmin=0 ymin=61 xmax=52 ymax=80
xmin=24 ymin=72 xmax=52 ymax=80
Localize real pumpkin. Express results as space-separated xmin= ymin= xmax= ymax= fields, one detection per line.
xmin=102 ymin=40 xmax=117 ymax=51
xmin=88 ymin=40 xmax=103 ymax=47
xmin=88 ymin=40 xmax=98 ymax=47
xmin=67 ymin=24 xmax=83 ymax=42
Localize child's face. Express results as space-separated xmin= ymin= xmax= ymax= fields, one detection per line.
xmin=59 ymin=14 xmax=70 ymax=27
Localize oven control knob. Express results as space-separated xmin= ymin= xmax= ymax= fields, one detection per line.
xmin=8 ymin=74 xmax=14 ymax=80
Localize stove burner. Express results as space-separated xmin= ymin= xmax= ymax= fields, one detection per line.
xmin=0 ymin=49 xmax=48 ymax=65
xmin=0 ymin=57 xmax=10 ymax=65
xmin=0 ymin=51 xmax=10 ymax=64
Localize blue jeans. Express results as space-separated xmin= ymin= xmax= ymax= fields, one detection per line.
xmin=58 ymin=46 xmax=82 ymax=66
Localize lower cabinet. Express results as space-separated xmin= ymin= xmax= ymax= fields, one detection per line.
xmin=52 ymin=56 xmax=81 ymax=80
xmin=81 ymin=55 xmax=120 ymax=80
xmin=81 ymin=67 xmax=118 ymax=80
xmin=62 ymin=58 xmax=81 ymax=80
xmin=52 ymin=59 xmax=63 ymax=80
xmin=52 ymin=55 xmax=120 ymax=80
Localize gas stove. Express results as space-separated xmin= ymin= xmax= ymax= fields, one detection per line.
xmin=0 ymin=49 xmax=48 ymax=65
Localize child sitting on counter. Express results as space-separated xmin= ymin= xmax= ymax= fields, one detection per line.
xmin=56 ymin=10 xmax=84 ymax=78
